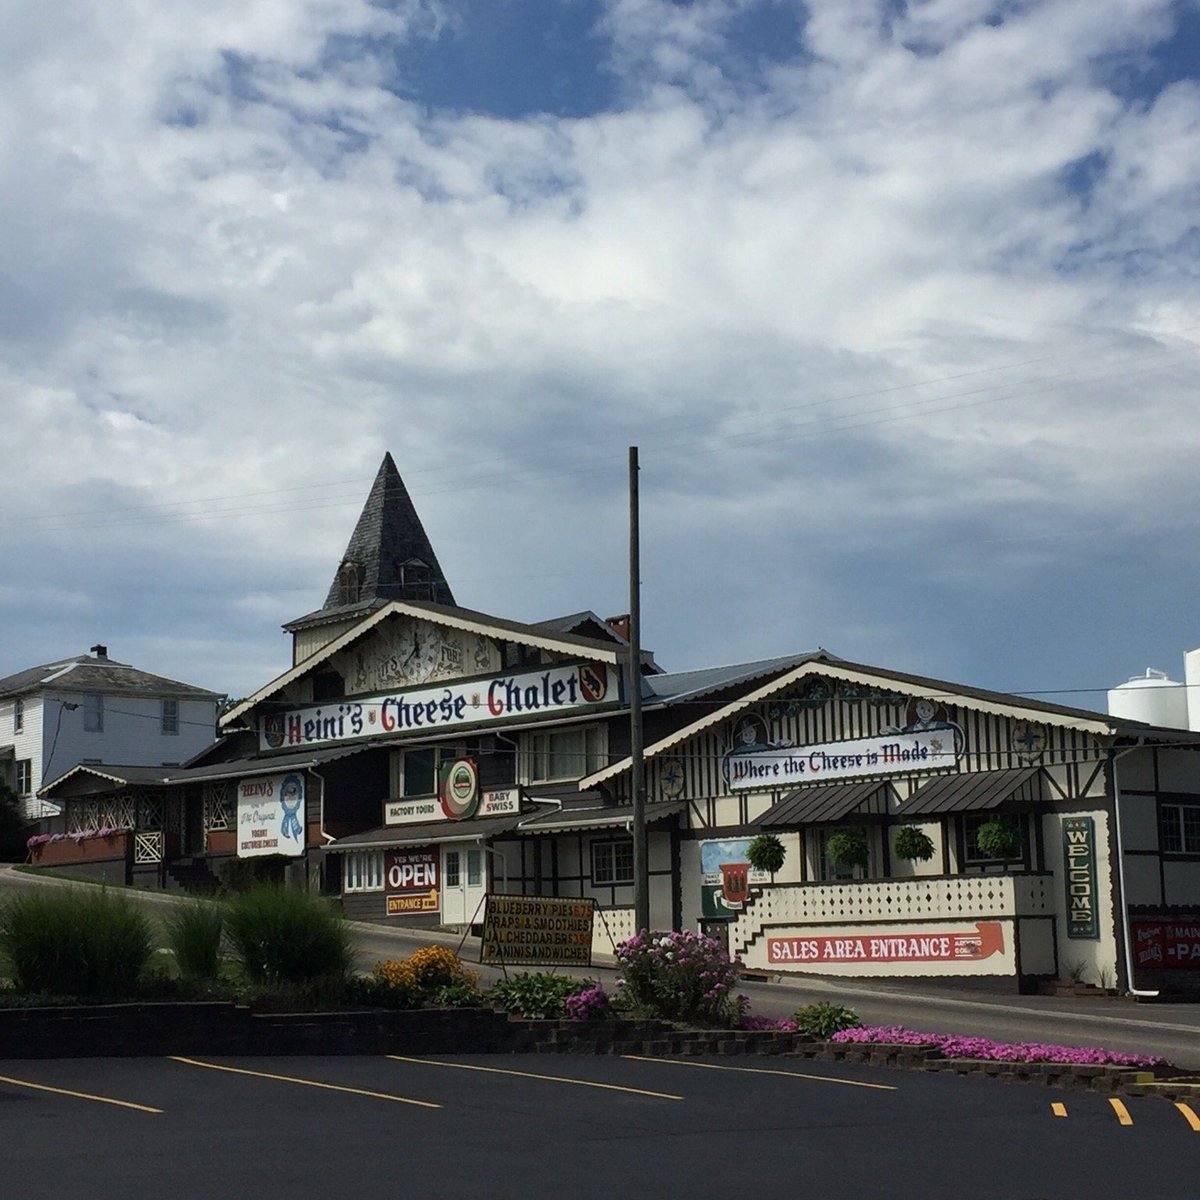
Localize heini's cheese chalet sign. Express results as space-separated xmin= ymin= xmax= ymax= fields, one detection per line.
xmin=727 ymin=728 xmax=959 ymax=791
xmin=259 ymin=661 xmax=617 ymax=752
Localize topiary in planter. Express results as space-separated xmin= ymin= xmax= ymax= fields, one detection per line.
xmin=892 ymin=824 xmax=936 ymax=863
xmin=824 ymin=827 xmax=870 ymax=870
xmin=975 ymin=818 xmax=1022 ymax=860
xmin=746 ymin=833 xmax=786 ymax=878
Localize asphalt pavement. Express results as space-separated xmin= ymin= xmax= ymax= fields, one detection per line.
xmin=4 ymin=864 xmax=1199 ymax=1068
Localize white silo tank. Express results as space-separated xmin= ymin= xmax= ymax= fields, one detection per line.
xmin=1107 ymin=668 xmax=1190 ymax=729
xmin=1184 ymin=649 xmax=1200 ymax=731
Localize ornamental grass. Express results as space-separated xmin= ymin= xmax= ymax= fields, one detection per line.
xmin=222 ymin=885 xmax=353 ymax=986
xmin=0 ymin=887 xmax=154 ymax=998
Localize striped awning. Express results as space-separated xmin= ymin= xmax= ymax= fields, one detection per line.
xmin=759 ymin=780 xmax=893 ymax=826
xmin=895 ymin=767 xmax=1042 ymax=816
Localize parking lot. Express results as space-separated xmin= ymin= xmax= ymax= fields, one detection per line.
xmin=3 ymin=1053 xmax=1198 ymax=1199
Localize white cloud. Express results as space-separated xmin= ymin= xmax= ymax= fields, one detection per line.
xmin=1 ymin=0 xmax=1198 ymax=702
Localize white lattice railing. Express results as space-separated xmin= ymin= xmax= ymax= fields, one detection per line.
xmin=731 ymin=872 xmax=1055 ymax=956
xmin=593 ymin=906 xmax=635 ymax=954
xmin=134 ymin=831 xmax=164 ymax=865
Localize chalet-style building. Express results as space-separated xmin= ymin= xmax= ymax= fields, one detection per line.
xmin=34 ymin=454 xmax=1200 ymax=994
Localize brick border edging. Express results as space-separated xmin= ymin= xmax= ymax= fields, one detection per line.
xmin=0 ymin=1005 xmax=1188 ymax=1099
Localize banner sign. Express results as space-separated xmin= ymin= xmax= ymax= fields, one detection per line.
xmin=385 ymin=848 xmax=440 ymax=915
xmin=1132 ymin=920 xmax=1200 ymax=969
xmin=767 ymin=922 xmax=1005 ymax=966
xmin=1063 ymin=817 xmax=1099 ymax=939
xmin=700 ymin=839 xmax=772 ymax=919
xmin=385 ymin=786 xmax=522 ymax=827
xmin=259 ymin=661 xmax=619 ymax=751
xmin=479 ymin=895 xmax=595 ymax=966
xmin=727 ymin=729 xmax=959 ymax=792
xmin=237 ymin=773 xmax=306 ymax=858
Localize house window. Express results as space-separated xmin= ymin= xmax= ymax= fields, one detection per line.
xmin=815 ymin=828 xmax=867 ymax=882
xmin=343 ymin=852 xmax=384 ymax=892
xmin=13 ymin=698 xmax=23 ymax=733
xmin=83 ymin=694 xmax=104 ymax=733
xmin=591 ymin=839 xmax=634 ymax=886
xmin=1161 ymin=803 xmax=1200 ymax=854
xmin=962 ymin=813 xmax=1025 ymax=865
xmin=525 ymin=725 xmax=607 ymax=783
xmin=161 ymin=699 xmax=179 ymax=735
xmin=445 ymin=851 xmax=460 ymax=888
xmin=396 ymin=748 xmax=439 ymax=797
xmin=15 ymin=760 xmax=32 ymax=796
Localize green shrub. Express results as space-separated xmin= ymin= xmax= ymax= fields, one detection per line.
xmin=892 ymin=825 xmax=936 ymax=863
xmin=222 ymin=886 xmax=353 ymax=986
xmin=792 ymin=1001 xmax=861 ymax=1038
xmin=217 ymin=855 xmax=289 ymax=894
xmin=746 ymin=833 xmax=786 ymax=876
xmin=165 ymin=899 xmax=224 ymax=982
xmin=824 ymin=828 xmax=870 ymax=870
xmin=487 ymin=972 xmax=593 ymax=1019
xmin=976 ymin=818 xmax=1022 ymax=860
xmin=0 ymin=888 xmax=154 ymax=998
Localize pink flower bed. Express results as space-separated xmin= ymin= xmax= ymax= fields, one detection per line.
xmin=829 ymin=1024 xmax=1164 ymax=1067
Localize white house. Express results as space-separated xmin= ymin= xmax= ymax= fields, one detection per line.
xmin=0 ymin=646 xmax=223 ymax=820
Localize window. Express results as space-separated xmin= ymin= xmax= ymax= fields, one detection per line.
xmin=15 ymin=760 xmax=32 ymax=796
xmin=13 ymin=698 xmax=23 ymax=733
xmin=816 ymin=827 xmax=867 ymax=882
xmin=962 ymin=813 xmax=1025 ymax=865
xmin=83 ymin=694 xmax=104 ymax=733
xmin=525 ymin=725 xmax=607 ymax=783
xmin=1161 ymin=803 xmax=1200 ymax=854
xmin=161 ymin=699 xmax=179 ymax=735
xmin=343 ymin=852 xmax=384 ymax=892
xmin=591 ymin=839 xmax=634 ymax=886
xmin=445 ymin=851 xmax=460 ymax=888
xmin=467 ymin=848 xmax=482 ymax=887
xmin=397 ymin=748 xmax=438 ymax=797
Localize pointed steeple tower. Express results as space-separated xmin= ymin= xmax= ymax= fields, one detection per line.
xmin=323 ymin=453 xmax=455 ymax=611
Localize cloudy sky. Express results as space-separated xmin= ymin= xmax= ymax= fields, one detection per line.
xmin=3 ymin=0 xmax=1199 ymax=715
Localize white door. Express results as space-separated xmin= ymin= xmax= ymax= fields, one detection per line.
xmin=441 ymin=844 xmax=486 ymax=926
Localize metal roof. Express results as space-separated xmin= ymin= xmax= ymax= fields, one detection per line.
xmin=895 ymin=767 xmax=1043 ymax=816
xmin=514 ymin=801 xmax=684 ymax=834
xmin=327 ymin=813 xmax=525 ymax=852
xmin=760 ymin=781 xmax=894 ymax=826
xmin=641 ymin=653 xmax=832 ymax=706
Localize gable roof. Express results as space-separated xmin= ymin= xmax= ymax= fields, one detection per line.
xmin=578 ymin=655 xmax=1188 ymax=790
xmin=220 ymin=598 xmax=626 ymax=730
xmin=0 ymin=652 xmax=222 ymax=701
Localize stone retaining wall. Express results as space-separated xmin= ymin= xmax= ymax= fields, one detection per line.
xmin=0 ymin=1005 xmax=1184 ymax=1100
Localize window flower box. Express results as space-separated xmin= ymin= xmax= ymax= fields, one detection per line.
xmin=28 ymin=829 xmax=132 ymax=865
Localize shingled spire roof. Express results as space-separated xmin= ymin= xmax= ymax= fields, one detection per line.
xmin=322 ymin=453 xmax=455 ymax=612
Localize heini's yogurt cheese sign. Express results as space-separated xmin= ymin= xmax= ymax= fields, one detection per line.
xmin=726 ymin=728 xmax=960 ymax=792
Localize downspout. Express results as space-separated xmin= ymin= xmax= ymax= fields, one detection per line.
xmin=1110 ymin=738 xmax=1158 ymax=998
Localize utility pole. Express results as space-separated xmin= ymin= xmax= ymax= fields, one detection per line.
xmin=629 ymin=446 xmax=649 ymax=934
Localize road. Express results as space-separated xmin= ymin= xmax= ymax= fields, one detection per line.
xmin=1 ymin=1052 xmax=1197 ymax=1200
xmin=4 ymin=864 xmax=1200 ymax=1069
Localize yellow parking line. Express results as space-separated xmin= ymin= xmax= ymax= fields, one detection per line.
xmin=169 ymin=1057 xmax=440 ymax=1108
xmin=1176 ymin=1102 xmax=1200 ymax=1132
xmin=1109 ymin=1098 xmax=1134 ymax=1126
xmin=621 ymin=1055 xmax=898 ymax=1092
xmin=387 ymin=1055 xmax=683 ymax=1100
xmin=0 ymin=1073 xmax=161 ymax=1114
xmin=1051 ymin=1102 xmax=1068 ymax=1118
